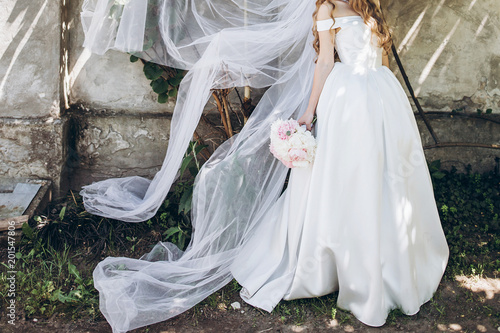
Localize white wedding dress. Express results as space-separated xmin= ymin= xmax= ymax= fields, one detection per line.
xmin=230 ymin=16 xmax=449 ymax=327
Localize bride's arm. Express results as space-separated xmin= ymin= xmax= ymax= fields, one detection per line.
xmin=382 ymin=50 xmax=389 ymax=68
xmin=376 ymin=0 xmax=390 ymax=68
xmin=298 ymin=5 xmax=335 ymax=131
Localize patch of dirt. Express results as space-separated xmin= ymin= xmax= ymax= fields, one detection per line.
xmin=1 ymin=278 xmax=498 ymax=333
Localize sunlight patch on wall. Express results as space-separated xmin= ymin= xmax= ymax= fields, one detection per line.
xmin=418 ymin=19 xmax=461 ymax=86
xmin=468 ymin=0 xmax=478 ymax=10
xmin=475 ymin=14 xmax=489 ymax=37
xmin=68 ymin=48 xmax=92 ymax=92
xmin=432 ymin=0 xmax=446 ymax=19
xmin=397 ymin=6 xmax=428 ymax=54
xmin=0 ymin=0 xmax=48 ymax=99
xmin=0 ymin=5 xmax=27 ymax=59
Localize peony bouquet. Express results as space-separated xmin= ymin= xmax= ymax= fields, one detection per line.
xmin=269 ymin=118 xmax=317 ymax=168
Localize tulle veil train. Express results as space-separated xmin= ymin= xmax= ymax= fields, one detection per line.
xmin=80 ymin=0 xmax=319 ymax=332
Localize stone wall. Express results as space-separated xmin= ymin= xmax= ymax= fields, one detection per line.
xmin=0 ymin=0 xmax=66 ymax=194
xmin=0 ymin=0 xmax=61 ymax=118
xmin=0 ymin=0 xmax=499 ymax=196
xmin=382 ymin=0 xmax=500 ymax=113
xmin=67 ymin=1 xmax=165 ymax=113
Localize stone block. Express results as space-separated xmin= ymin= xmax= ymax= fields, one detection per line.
xmin=0 ymin=117 xmax=67 ymax=195
xmin=0 ymin=0 xmax=61 ymax=118
xmin=69 ymin=107 xmax=171 ymax=189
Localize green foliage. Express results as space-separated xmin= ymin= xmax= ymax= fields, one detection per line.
xmin=110 ymin=1 xmax=186 ymax=103
xmin=144 ymin=62 xmax=164 ymax=81
xmin=429 ymin=161 xmax=500 ymax=277
xmin=30 ymin=141 xmax=206 ymax=257
xmin=155 ymin=140 xmax=208 ymax=250
xmin=428 ymin=159 xmax=446 ymax=179
xmin=0 ymin=241 xmax=98 ymax=319
xmin=10 ymin=147 xmax=498 ymax=324
xmin=151 ymin=77 xmax=169 ymax=94
xmin=32 ymin=195 xmax=152 ymax=259
xmin=128 ymin=36 xmax=185 ymax=103
xmin=158 ymin=93 xmax=169 ymax=104
xmin=139 ymin=61 xmax=185 ymax=103
xmin=477 ymin=108 xmax=494 ymax=115
xmin=451 ymin=107 xmax=465 ymax=113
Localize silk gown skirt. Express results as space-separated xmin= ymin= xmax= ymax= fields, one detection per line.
xmin=229 ymin=62 xmax=450 ymax=326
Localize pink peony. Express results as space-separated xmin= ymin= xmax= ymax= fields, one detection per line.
xmin=269 ymin=117 xmax=316 ymax=169
xmin=288 ymin=148 xmax=307 ymax=161
xmin=277 ymin=120 xmax=299 ymax=140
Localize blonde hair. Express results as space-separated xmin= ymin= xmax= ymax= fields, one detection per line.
xmin=312 ymin=0 xmax=393 ymax=55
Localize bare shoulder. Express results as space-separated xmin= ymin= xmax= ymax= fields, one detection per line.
xmin=330 ymin=0 xmax=359 ymax=18
xmin=317 ymin=3 xmax=333 ymax=21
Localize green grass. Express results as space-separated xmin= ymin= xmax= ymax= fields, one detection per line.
xmin=1 ymin=241 xmax=98 ymax=319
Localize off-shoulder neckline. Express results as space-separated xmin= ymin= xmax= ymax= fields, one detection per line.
xmin=317 ymin=15 xmax=362 ymax=22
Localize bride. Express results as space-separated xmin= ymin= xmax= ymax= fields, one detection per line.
xmin=80 ymin=0 xmax=449 ymax=331
xmin=230 ymin=0 xmax=449 ymax=326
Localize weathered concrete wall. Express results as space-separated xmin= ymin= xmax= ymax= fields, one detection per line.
xmin=66 ymin=0 xmax=499 ymax=181
xmin=0 ymin=117 xmax=67 ymax=194
xmin=68 ymin=107 xmax=172 ymax=189
xmin=67 ymin=0 xmax=170 ymax=113
xmin=63 ymin=0 xmax=178 ymax=188
xmin=67 ymin=94 xmax=252 ymax=189
xmin=0 ymin=0 xmax=67 ymax=195
xmin=0 ymin=0 xmax=61 ymax=118
xmin=416 ymin=114 xmax=500 ymax=171
xmin=382 ymin=0 xmax=500 ymax=113
xmin=1 ymin=0 xmax=499 ymax=197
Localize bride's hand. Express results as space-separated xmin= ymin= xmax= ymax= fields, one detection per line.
xmin=298 ymin=111 xmax=315 ymax=131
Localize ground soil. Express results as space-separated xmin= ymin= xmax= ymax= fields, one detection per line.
xmin=1 ymin=276 xmax=498 ymax=333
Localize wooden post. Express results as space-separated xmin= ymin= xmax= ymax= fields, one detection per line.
xmin=0 ymin=215 xmax=29 ymax=232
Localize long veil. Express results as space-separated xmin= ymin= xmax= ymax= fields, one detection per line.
xmin=80 ymin=0 xmax=317 ymax=332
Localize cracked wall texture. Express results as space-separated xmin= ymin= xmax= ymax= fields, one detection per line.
xmin=0 ymin=118 xmax=66 ymax=194
xmin=69 ymin=110 xmax=172 ymax=188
